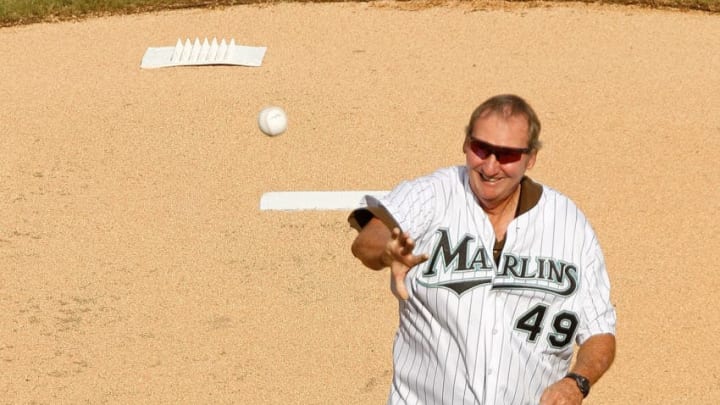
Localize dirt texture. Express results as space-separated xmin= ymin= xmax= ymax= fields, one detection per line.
xmin=1 ymin=1 xmax=719 ymax=403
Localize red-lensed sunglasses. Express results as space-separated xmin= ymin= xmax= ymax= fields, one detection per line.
xmin=467 ymin=137 xmax=532 ymax=164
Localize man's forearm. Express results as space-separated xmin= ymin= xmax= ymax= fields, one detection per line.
xmin=351 ymin=217 xmax=391 ymax=270
xmin=571 ymin=333 xmax=616 ymax=384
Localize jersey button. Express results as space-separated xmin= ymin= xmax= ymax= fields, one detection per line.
xmin=492 ymin=329 xmax=498 ymax=335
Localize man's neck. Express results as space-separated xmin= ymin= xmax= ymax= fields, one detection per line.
xmin=482 ymin=185 xmax=521 ymax=219
xmin=481 ymin=185 xmax=521 ymax=244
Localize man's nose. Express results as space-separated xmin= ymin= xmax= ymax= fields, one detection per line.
xmin=482 ymin=153 xmax=501 ymax=174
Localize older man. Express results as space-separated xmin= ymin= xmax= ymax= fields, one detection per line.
xmin=349 ymin=94 xmax=616 ymax=404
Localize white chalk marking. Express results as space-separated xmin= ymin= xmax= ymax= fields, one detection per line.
xmin=260 ymin=191 xmax=388 ymax=211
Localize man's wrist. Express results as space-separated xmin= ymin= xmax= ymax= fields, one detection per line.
xmin=564 ymin=372 xmax=590 ymax=398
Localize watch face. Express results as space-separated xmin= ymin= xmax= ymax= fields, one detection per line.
xmin=567 ymin=373 xmax=590 ymax=397
xmin=577 ymin=377 xmax=590 ymax=392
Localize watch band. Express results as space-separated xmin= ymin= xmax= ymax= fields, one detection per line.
xmin=565 ymin=372 xmax=590 ymax=398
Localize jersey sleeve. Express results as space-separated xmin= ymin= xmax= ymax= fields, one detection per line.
xmin=381 ymin=178 xmax=439 ymax=238
xmin=575 ymin=229 xmax=617 ymax=344
xmin=348 ymin=175 xmax=439 ymax=241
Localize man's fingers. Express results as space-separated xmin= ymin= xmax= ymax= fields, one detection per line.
xmin=385 ymin=228 xmax=427 ymax=299
xmin=400 ymin=240 xmax=415 ymax=255
xmin=399 ymin=253 xmax=428 ymax=268
xmin=390 ymin=262 xmax=410 ymax=300
xmin=391 ymin=274 xmax=409 ymax=300
xmin=397 ymin=232 xmax=417 ymax=255
xmin=413 ymin=253 xmax=429 ymax=265
xmin=388 ymin=228 xmax=416 ymax=257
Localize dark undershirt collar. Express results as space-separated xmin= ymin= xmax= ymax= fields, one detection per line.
xmin=493 ymin=176 xmax=543 ymax=265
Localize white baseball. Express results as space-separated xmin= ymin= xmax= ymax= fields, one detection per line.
xmin=258 ymin=106 xmax=288 ymax=136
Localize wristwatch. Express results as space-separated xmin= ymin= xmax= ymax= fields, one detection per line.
xmin=565 ymin=372 xmax=590 ymax=398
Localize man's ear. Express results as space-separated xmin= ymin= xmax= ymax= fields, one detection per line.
xmin=526 ymin=150 xmax=538 ymax=170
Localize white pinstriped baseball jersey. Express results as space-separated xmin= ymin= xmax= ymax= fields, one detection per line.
xmin=351 ymin=166 xmax=616 ymax=405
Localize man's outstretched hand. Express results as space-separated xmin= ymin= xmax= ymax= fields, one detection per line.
xmin=383 ymin=227 xmax=428 ymax=300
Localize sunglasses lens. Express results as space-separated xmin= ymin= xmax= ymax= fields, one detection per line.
xmin=495 ymin=151 xmax=523 ymax=164
xmin=469 ymin=140 xmax=491 ymax=159
xmin=469 ymin=140 xmax=525 ymax=163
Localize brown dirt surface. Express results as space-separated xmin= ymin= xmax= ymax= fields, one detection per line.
xmin=1 ymin=1 xmax=719 ymax=403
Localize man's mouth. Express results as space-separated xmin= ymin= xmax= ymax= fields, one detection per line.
xmin=480 ymin=173 xmax=501 ymax=183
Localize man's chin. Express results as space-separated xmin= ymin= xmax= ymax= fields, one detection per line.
xmin=476 ymin=186 xmax=517 ymax=208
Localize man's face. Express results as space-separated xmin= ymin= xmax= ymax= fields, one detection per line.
xmin=464 ymin=111 xmax=537 ymax=210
